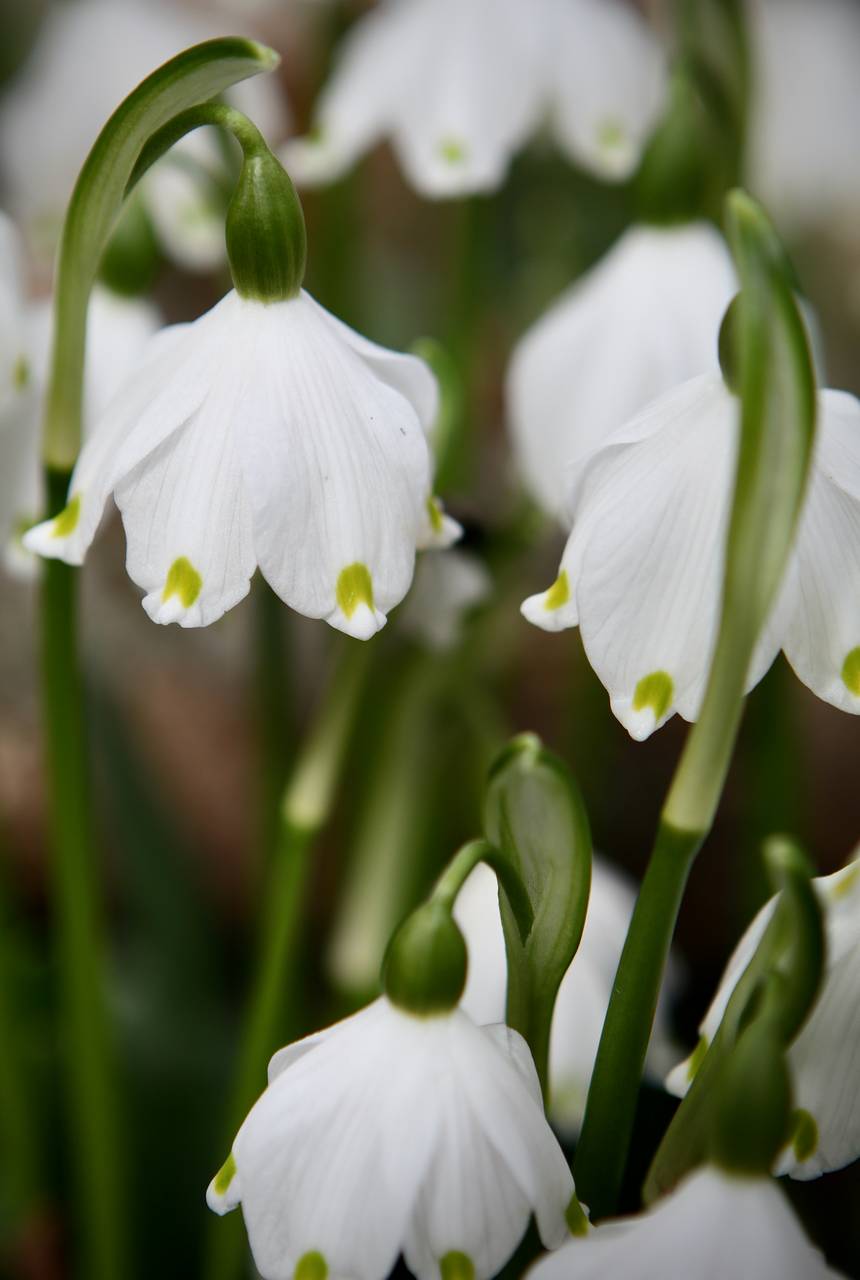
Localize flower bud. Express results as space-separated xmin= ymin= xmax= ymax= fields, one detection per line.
xmin=226 ymin=144 xmax=307 ymax=303
xmin=383 ymin=901 xmax=468 ymax=1016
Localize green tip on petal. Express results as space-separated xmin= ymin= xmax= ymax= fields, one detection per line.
xmin=52 ymin=494 xmax=82 ymax=539
xmin=12 ymin=354 xmax=29 ymax=390
xmin=295 ymin=1252 xmax=328 ymax=1280
xmin=438 ymin=137 xmax=467 ymax=165
xmin=831 ymin=861 xmax=860 ymax=901
xmin=212 ymin=1153 xmax=237 ymax=1197
xmin=597 ymin=118 xmax=625 ymax=151
xmin=841 ymin=647 xmax=860 ymax=696
xmin=427 ymin=495 xmax=444 ymax=535
xmin=336 ymin=563 xmax=374 ymax=618
xmin=543 ymin=570 xmax=570 ymax=611
xmin=162 ymin=556 xmax=203 ymax=607
xmin=632 ymin=671 xmax=674 ymax=723
xmin=565 ymin=1193 xmax=590 ymax=1238
xmin=687 ymin=1033 xmax=709 ymax=1082
xmin=440 ymin=1252 xmax=475 ymax=1280
xmin=789 ymin=1108 xmax=819 ymax=1162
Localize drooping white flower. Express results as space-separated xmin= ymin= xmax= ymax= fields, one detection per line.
xmin=0 ymin=0 xmax=288 ymax=269
xmin=507 ymin=223 xmax=737 ymax=520
xmin=454 ymin=858 xmax=678 ymax=1133
xmin=526 ymin=1165 xmax=845 ymax=1280
xmin=24 ymin=288 xmax=452 ymax=635
xmin=667 ymin=855 xmax=860 ymax=1181
xmin=522 ymin=375 xmax=860 ymax=738
xmin=207 ymin=997 xmax=575 ymax=1280
xmin=281 ymin=0 xmax=666 ymax=198
xmin=747 ymin=0 xmax=860 ymax=232
xmin=398 ymin=549 xmax=492 ymax=651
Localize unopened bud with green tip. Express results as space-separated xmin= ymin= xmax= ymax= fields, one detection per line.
xmin=226 ymin=141 xmax=307 ymax=302
xmin=383 ymin=901 xmax=468 ymax=1016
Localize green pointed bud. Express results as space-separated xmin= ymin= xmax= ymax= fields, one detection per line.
xmin=709 ymin=1015 xmax=792 ymax=1176
xmin=383 ymin=901 xmax=467 ymax=1016
xmin=98 ymin=191 xmax=159 ymax=297
xmin=226 ymin=143 xmax=307 ymax=303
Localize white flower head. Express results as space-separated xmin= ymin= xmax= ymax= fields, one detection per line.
xmin=0 ymin=0 xmax=288 ymax=269
xmin=207 ymin=998 xmax=575 ymax=1280
xmin=527 ymin=1165 xmax=845 ymax=1280
xmin=24 ymin=289 xmax=447 ymax=635
xmin=281 ymin=0 xmax=666 ymax=199
xmin=522 ymin=372 xmax=860 ymax=738
xmin=454 ymin=858 xmax=678 ymax=1132
xmin=507 ymin=223 xmax=737 ymax=521
xmin=667 ymin=854 xmax=860 ymax=1181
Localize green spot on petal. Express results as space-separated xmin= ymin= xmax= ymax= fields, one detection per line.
xmin=295 ymin=1252 xmax=327 ymax=1280
xmin=841 ymin=647 xmax=860 ymax=696
xmin=162 ymin=556 xmax=203 ymax=607
xmin=831 ymin=861 xmax=860 ymax=901
xmin=789 ymin=1108 xmax=818 ymax=1162
xmin=632 ymin=671 xmax=674 ymax=723
xmin=336 ymin=563 xmax=374 ymax=618
xmin=212 ymin=1153 xmax=236 ymax=1197
xmin=439 ymin=137 xmax=467 ymax=164
xmin=597 ymin=118 xmax=625 ymax=151
xmin=565 ymin=1193 xmax=590 ymax=1237
xmin=440 ymin=1252 xmax=474 ymax=1280
xmin=427 ymin=495 xmax=444 ymax=535
xmin=52 ymin=494 xmax=81 ymax=538
xmin=543 ymin=570 xmax=570 ymax=611
xmin=687 ymin=1033 xmax=709 ymax=1082
xmin=12 ymin=354 xmax=29 ymax=390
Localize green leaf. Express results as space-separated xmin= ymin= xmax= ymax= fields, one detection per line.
xmin=42 ymin=37 xmax=279 ymax=470
xmin=664 ymin=190 xmax=817 ymax=834
xmin=483 ymin=734 xmax=591 ymax=1097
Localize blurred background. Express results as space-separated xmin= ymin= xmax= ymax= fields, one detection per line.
xmin=0 ymin=0 xmax=859 ymax=1276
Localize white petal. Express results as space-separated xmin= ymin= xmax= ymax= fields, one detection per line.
xmin=777 ymin=390 xmax=860 ymax=713
xmin=241 ymin=293 xmax=430 ymax=632
xmin=550 ymin=0 xmax=668 ymax=181
xmin=527 ymin=1167 xmax=844 ymax=1280
xmin=399 ymin=549 xmax=492 ymax=651
xmin=506 ymin=223 xmax=736 ymax=520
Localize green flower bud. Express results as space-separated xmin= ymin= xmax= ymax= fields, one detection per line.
xmin=383 ymin=901 xmax=468 ymax=1016
xmin=709 ymin=1014 xmax=792 ymax=1176
xmin=226 ymin=143 xmax=307 ymax=303
xmin=99 ymin=191 xmax=160 ymax=297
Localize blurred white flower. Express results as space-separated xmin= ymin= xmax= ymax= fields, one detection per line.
xmin=454 ymin=858 xmax=678 ymax=1133
xmin=748 ymin=0 xmax=860 ymax=232
xmin=522 ymin=375 xmax=860 ymax=738
xmin=527 ymin=1165 xmax=845 ymax=1280
xmin=667 ymin=854 xmax=860 ymax=1182
xmin=0 ymin=0 xmax=288 ymax=270
xmin=281 ymin=0 xmax=666 ymax=198
xmin=507 ymin=223 xmax=736 ymax=521
xmin=399 ymin=548 xmax=491 ymax=651
xmin=25 ymin=289 xmax=451 ymax=634
xmin=207 ymin=997 xmax=574 ymax=1280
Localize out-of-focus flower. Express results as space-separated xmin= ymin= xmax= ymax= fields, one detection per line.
xmin=454 ymin=858 xmax=678 ymax=1132
xmin=281 ymin=0 xmax=666 ymax=198
xmin=25 ymin=290 xmax=452 ymax=634
xmin=668 ymin=854 xmax=860 ymax=1181
xmin=507 ymin=223 xmax=736 ymax=521
xmin=526 ymin=1165 xmax=845 ymax=1280
xmin=207 ymin=997 xmax=574 ymax=1280
xmin=522 ymin=376 xmax=860 ymax=738
xmin=0 ymin=0 xmax=288 ymax=270
xmin=748 ymin=0 xmax=860 ymax=232
xmin=398 ymin=548 xmax=491 ymax=651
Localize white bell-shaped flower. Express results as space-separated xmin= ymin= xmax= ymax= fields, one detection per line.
xmin=207 ymin=997 xmax=574 ymax=1280
xmin=0 ymin=0 xmax=288 ymax=269
xmin=522 ymin=374 xmax=860 ymax=738
xmin=281 ymin=0 xmax=666 ymax=198
xmin=507 ymin=223 xmax=737 ymax=520
xmin=667 ymin=855 xmax=860 ymax=1181
xmin=24 ymin=288 xmax=451 ymax=635
xmin=526 ymin=1165 xmax=845 ymax=1280
xmin=454 ymin=858 xmax=678 ymax=1132
xmin=748 ymin=0 xmax=860 ymax=231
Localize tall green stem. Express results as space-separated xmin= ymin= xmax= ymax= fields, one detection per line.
xmin=40 ymin=468 xmax=123 ymax=1279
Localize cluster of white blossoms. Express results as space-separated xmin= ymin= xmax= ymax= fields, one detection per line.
xmin=282 ymin=0 xmax=667 ymax=197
